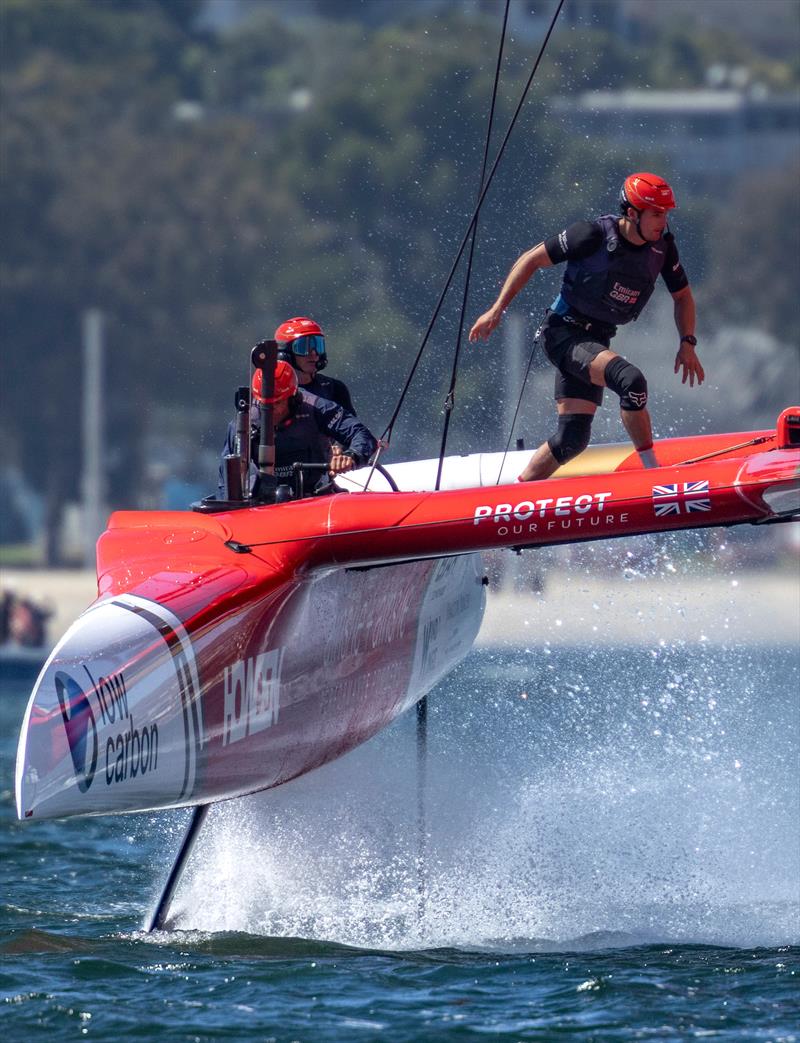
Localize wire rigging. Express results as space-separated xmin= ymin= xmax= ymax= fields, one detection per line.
xmin=495 ymin=331 xmax=541 ymax=484
xmin=434 ymin=0 xmax=510 ymax=491
xmin=418 ymin=6 xmax=512 ymax=922
xmin=377 ymin=0 xmax=565 ymax=457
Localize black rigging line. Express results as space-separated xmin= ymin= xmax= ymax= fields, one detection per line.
xmin=434 ymin=0 xmax=510 ymax=492
xmin=495 ymin=331 xmax=541 ymax=484
xmin=418 ymin=2 xmax=509 ymax=926
xmin=377 ymin=0 xmax=565 ymax=454
xmin=676 ymin=434 xmax=774 ymax=467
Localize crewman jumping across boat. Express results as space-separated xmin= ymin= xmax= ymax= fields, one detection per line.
xmin=469 ymin=172 xmax=704 ymax=481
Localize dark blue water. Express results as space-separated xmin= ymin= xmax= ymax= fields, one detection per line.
xmin=2 ymin=641 xmax=799 ymax=1040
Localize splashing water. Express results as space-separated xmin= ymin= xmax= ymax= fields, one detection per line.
xmin=171 ymin=642 xmax=799 ymax=951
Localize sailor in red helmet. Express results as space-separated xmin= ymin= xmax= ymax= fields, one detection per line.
xmin=470 ymin=172 xmax=703 ymax=480
xmin=217 ymin=359 xmax=377 ymax=498
xmin=274 ymin=316 xmax=356 ymax=414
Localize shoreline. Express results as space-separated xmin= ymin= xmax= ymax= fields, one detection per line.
xmin=478 ymin=570 xmax=799 ymax=647
xmin=2 ymin=566 xmax=798 ymax=655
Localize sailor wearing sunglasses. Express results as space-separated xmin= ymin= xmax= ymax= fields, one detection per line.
xmin=275 ymin=317 xmax=356 ymax=415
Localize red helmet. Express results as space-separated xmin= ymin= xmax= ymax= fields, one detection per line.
xmin=252 ymin=360 xmax=298 ymax=405
xmin=274 ymin=316 xmax=324 ymax=343
xmin=620 ymin=172 xmax=676 ymax=214
xmin=274 ymin=316 xmax=327 ymax=371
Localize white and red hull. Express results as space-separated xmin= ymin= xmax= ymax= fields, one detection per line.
xmin=16 ymin=553 xmax=484 ymax=819
xmin=16 ymin=410 xmax=800 ymax=821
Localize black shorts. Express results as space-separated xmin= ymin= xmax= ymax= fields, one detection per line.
xmin=541 ymin=319 xmax=612 ymax=406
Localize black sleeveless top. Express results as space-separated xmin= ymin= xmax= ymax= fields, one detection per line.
xmin=545 ymin=215 xmax=688 ymax=327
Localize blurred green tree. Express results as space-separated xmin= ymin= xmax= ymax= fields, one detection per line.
xmin=2 ymin=0 xmax=796 ymax=563
xmin=702 ymin=165 xmax=800 ymax=348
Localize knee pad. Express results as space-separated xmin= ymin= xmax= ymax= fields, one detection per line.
xmin=547 ymin=413 xmax=593 ymax=465
xmin=605 ymin=356 xmax=648 ymax=411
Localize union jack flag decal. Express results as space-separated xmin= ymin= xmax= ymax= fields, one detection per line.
xmin=652 ymin=480 xmax=711 ymax=517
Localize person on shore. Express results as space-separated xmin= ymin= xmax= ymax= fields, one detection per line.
xmin=469 ymin=172 xmax=704 ymax=481
xmin=0 ymin=587 xmax=51 ymax=647
xmin=217 ymin=360 xmax=377 ymax=499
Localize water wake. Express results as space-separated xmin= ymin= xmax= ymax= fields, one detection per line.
xmin=171 ymin=643 xmax=799 ymax=950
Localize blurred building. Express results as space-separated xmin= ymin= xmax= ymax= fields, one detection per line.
xmin=473 ymin=0 xmax=634 ymax=38
xmin=549 ymin=87 xmax=800 ymax=189
xmin=202 ymin=0 xmax=636 ymax=35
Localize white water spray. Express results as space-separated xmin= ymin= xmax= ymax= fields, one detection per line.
xmin=174 ymin=617 xmax=798 ymax=950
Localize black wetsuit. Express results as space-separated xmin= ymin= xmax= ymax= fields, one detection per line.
xmin=303 ymin=372 xmax=355 ymax=414
xmin=541 ymin=216 xmax=689 ymax=404
xmin=218 ymin=387 xmax=377 ymax=498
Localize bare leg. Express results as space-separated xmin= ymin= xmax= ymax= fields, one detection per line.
xmin=518 ymin=398 xmax=597 ymax=483
xmin=518 ymin=441 xmax=559 ymax=482
xmin=518 ymin=346 xmax=658 ymax=483
xmin=589 ymin=350 xmax=658 ymax=466
xmin=620 ymin=407 xmax=654 ymax=451
xmin=621 ymin=409 xmax=657 ymax=467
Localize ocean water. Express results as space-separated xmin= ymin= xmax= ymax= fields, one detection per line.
xmin=2 ymin=640 xmax=798 ymax=1041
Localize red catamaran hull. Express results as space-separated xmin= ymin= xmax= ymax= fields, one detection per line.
xmin=15 ymin=413 xmax=800 ymax=821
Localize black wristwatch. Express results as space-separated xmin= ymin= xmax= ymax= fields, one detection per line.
xmin=680 ymin=335 xmax=698 ymax=347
